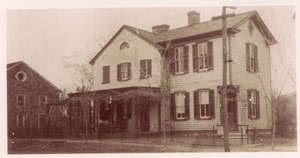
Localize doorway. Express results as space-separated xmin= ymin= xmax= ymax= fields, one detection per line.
xmin=140 ymin=104 xmax=150 ymax=132
xmin=227 ymin=100 xmax=238 ymax=131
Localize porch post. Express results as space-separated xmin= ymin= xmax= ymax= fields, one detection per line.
xmin=109 ymin=95 xmax=113 ymax=133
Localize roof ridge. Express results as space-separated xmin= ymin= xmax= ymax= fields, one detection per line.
xmin=7 ymin=61 xmax=61 ymax=92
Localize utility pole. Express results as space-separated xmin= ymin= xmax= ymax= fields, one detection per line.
xmin=222 ymin=6 xmax=236 ymax=152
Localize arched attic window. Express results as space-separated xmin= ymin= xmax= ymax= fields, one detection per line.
xmin=120 ymin=42 xmax=129 ymax=50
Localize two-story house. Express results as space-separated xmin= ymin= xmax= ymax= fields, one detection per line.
xmin=69 ymin=10 xmax=276 ymax=136
xmin=7 ymin=61 xmax=61 ymax=138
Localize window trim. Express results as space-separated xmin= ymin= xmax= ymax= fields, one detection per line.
xmin=174 ymin=91 xmax=186 ymax=120
xmin=193 ymin=41 xmax=214 ymax=72
xmin=194 ymin=88 xmax=215 ymax=120
xmin=170 ymin=91 xmax=190 ymax=121
xmin=140 ymin=59 xmax=152 ymax=79
xmin=16 ymin=94 xmax=25 ymax=107
xmin=16 ymin=114 xmax=25 ymax=128
xmin=39 ymin=95 xmax=48 ymax=108
xmin=247 ymin=89 xmax=260 ymax=120
xmin=15 ymin=71 xmax=27 ymax=82
xmin=197 ymin=42 xmax=209 ymax=71
xmin=120 ymin=42 xmax=129 ymax=50
xmin=198 ymin=89 xmax=210 ymax=119
xmin=102 ymin=65 xmax=110 ymax=84
xmin=171 ymin=45 xmax=189 ymax=75
xmin=246 ymin=42 xmax=258 ymax=73
xmin=117 ymin=62 xmax=131 ymax=81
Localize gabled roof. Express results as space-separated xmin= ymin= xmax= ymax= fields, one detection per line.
xmin=7 ymin=61 xmax=62 ymax=92
xmin=89 ymin=25 xmax=163 ymax=65
xmin=90 ymin=10 xmax=277 ymax=65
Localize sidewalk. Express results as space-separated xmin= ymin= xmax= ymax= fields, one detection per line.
xmin=10 ymin=137 xmax=296 ymax=152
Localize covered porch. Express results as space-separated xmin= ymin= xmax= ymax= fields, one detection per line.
xmin=68 ymin=87 xmax=162 ymax=137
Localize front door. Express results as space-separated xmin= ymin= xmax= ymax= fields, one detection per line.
xmin=227 ymin=100 xmax=238 ymax=131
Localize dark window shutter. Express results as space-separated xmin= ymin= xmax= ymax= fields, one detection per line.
xmin=246 ymin=43 xmax=250 ymax=72
xmin=183 ymin=46 xmax=189 ymax=72
xmin=107 ymin=66 xmax=110 ymax=82
xmin=170 ymin=93 xmax=176 ymax=121
xmin=256 ymin=90 xmax=260 ymax=119
xmin=194 ymin=90 xmax=200 ymax=120
xmin=254 ymin=45 xmax=258 ymax=72
xmin=169 ymin=48 xmax=175 ymax=74
xmin=140 ymin=60 xmax=145 ymax=78
xmin=207 ymin=41 xmax=214 ymax=70
xmin=128 ymin=63 xmax=131 ymax=80
xmin=247 ymin=90 xmax=252 ymax=119
xmin=184 ymin=92 xmax=190 ymax=120
xmin=148 ymin=59 xmax=152 ymax=77
xmin=103 ymin=66 xmax=110 ymax=83
xmin=117 ymin=64 xmax=121 ymax=81
xmin=209 ymin=89 xmax=215 ymax=119
xmin=192 ymin=44 xmax=198 ymax=72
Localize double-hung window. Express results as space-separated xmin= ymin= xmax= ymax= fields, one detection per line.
xmin=117 ymin=63 xmax=131 ymax=81
xmin=16 ymin=95 xmax=25 ymax=107
xmin=175 ymin=92 xmax=186 ymax=120
xmin=193 ymin=41 xmax=213 ymax=72
xmin=246 ymin=43 xmax=258 ymax=73
xmin=175 ymin=47 xmax=185 ymax=74
xmin=170 ymin=91 xmax=190 ymax=121
xmin=247 ymin=89 xmax=260 ymax=119
xmin=16 ymin=114 xmax=25 ymax=128
xmin=198 ymin=43 xmax=208 ymax=70
xmin=140 ymin=59 xmax=152 ymax=79
xmin=170 ymin=46 xmax=189 ymax=75
xmin=39 ymin=95 xmax=47 ymax=108
xmin=194 ymin=89 xmax=215 ymax=120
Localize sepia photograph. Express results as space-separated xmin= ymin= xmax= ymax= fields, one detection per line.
xmin=1 ymin=0 xmax=297 ymax=157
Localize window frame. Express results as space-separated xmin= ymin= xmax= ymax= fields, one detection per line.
xmin=197 ymin=42 xmax=209 ymax=71
xmin=16 ymin=94 xmax=25 ymax=107
xmin=247 ymin=89 xmax=260 ymax=119
xmin=102 ymin=65 xmax=110 ymax=84
xmin=140 ymin=59 xmax=152 ymax=79
xmin=246 ymin=43 xmax=258 ymax=73
xmin=194 ymin=88 xmax=215 ymax=120
xmin=117 ymin=62 xmax=131 ymax=81
xmin=16 ymin=114 xmax=25 ymax=128
xmin=120 ymin=42 xmax=129 ymax=50
xmin=175 ymin=91 xmax=186 ymax=120
xmin=193 ymin=41 xmax=214 ymax=72
xmin=175 ymin=47 xmax=185 ymax=74
xmin=198 ymin=89 xmax=210 ymax=119
xmin=39 ymin=95 xmax=48 ymax=108
xmin=15 ymin=71 xmax=27 ymax=82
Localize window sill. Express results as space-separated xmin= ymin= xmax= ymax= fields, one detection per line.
xmin=118 ymin=79 xmax=131 ymax=82
xmin=193 ymin=68 xmax=213 ymax=73
xmin=102 ymin=82 xmax=110 ymax=84
xmin=173 ymin=71 xmax=188 ymax=76
xmin=249 ymin=117 xmax=259 ymax=120
xmin=139 ymin=76 xmax=151 ymax=79
xmin=195 ymin=117 xmax=213 ymax=120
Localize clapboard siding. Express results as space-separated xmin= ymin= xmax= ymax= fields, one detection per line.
xmin=170 ymin=21 xmax=272 ymax=131
xmin=93 ymin=29 xmax=162 ymax=90
xmin=231 ymin=20 xmax=272 ymax=129
xmin=170 ymin=38 xmax=223 ymax=131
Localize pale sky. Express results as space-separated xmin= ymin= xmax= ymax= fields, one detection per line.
xmin=5 ymin=5 xmax=296 ymax=94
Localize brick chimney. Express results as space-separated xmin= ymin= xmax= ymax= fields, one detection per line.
xmin=152 ymin=24 xmax=170 ymax=34
xmin=187 ymin=11 xmax=200 ymax=26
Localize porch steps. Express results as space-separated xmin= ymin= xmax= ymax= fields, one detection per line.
xmin=220 ymin=131 xmax=248 ymax=145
